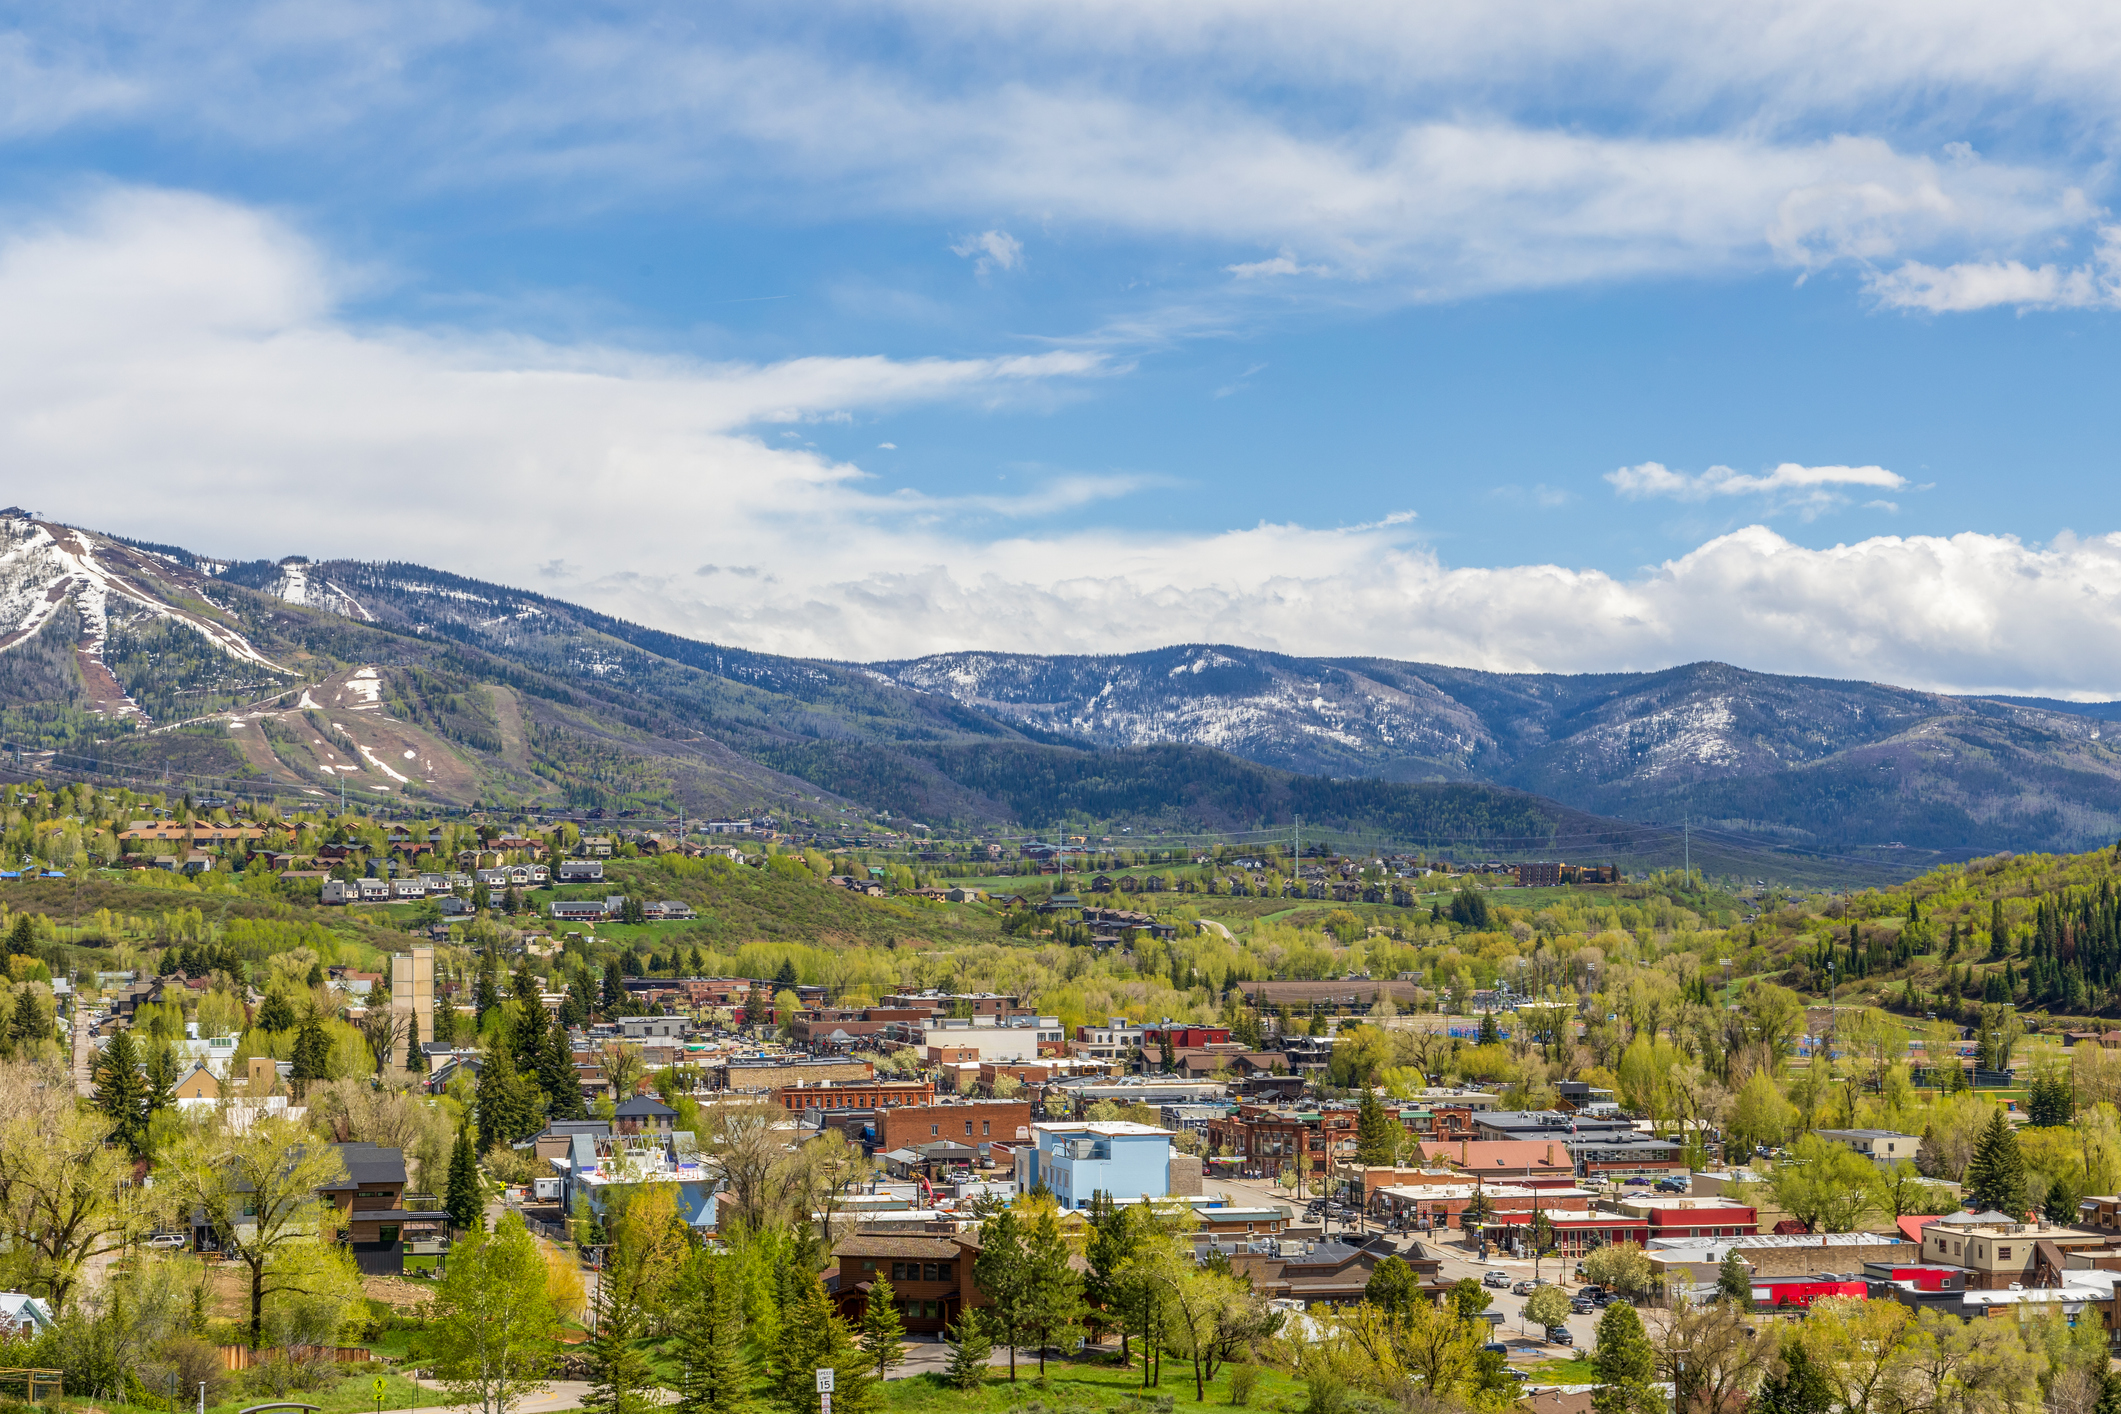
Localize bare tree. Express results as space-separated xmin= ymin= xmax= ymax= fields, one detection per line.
xmin=1651 ymin=1300 xmax=1771 ymax=1414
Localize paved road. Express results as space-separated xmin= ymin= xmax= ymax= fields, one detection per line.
xmin=1202 ymin=1172 xmax=1607 ymax=1361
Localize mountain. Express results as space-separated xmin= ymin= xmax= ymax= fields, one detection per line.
xmin=3 ymin=511 xmax=2114 ymax=869
xmin=874 ymin=648 xmax=2121 ymax=857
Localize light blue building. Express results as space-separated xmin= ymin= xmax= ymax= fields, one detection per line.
xmin=1015 ymin=1121 xmax=1175 ymax=1209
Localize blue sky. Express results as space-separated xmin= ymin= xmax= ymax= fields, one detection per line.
xmin=4 ymin=2 xmax=2121 ymax=689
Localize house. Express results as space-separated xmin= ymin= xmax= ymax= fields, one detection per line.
xmin=643 ymin=901 xmax=695 ymax=921
xmin=0 ymin=1293 xmax=53 ymax=1335
xmin=172 ymin=1062 xmax=221 ymax=1100
xmin=1918 ymin=1211 xmax=2113 ymax=1289
xmin=613 ymin=1095 xmax=679 ymax=1135
xmin=1225 ymin=1238 xmax=1404 ymax=1309
xmin=557 ymin=860 xmax=605 ymax=883
xmin=551 ymin=899 xmax=613 ymax=922
xmin=827 ymin=1233 xmax=986 ymax=1335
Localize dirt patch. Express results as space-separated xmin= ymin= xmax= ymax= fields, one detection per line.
xmin=362 ymin=1275 xmax=435 ymax=1311
xmin=485 ymin=684 xmax=530 ymax=769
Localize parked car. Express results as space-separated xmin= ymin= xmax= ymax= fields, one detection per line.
xmin=1483 ymin=1271 xmax=1511 ymax=1288
xmin=1483 ymin=1342 xmax=1510 ymax=1356
xmin=146 ymin=1233 xmax=187 ymax=1249
xmin=1570 ymin=1298 xmax=1596 ymax=1314
xmin=1511 ymin=1280 xmax=1536 ymax=1296
xmin=1547 ymin=1326 xmax=1574 ymax=1346
xmin=1655 ymin=1178 xmax=1689 ymax=1193
xmin=1576 ymin=1285 xmax=1605 ymax=1301
xmin=1622 ymin=1176 xmax=1654 ymax=1187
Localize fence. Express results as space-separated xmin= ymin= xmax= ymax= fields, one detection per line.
xmin=0 ymin=1369 xmax=62 ymax=1401
xmin=218 ymin=1347 xmax=373 ymax=1371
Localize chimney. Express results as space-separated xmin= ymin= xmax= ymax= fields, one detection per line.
xmin=1546 ymin=1142 xmax=1556 ymax=1167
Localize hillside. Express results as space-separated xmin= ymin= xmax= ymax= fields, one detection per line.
xmin=5 ymin=513 xmax=2115 ymax=879
xmin=878 ymin=648 xmax=2121 ymax=857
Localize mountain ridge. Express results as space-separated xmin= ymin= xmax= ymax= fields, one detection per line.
xmin=2 ymin=515 xmax=2116 ymax=866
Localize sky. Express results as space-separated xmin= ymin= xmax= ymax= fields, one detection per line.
xmin=4 ymin=1 xmax=2121 ymax=692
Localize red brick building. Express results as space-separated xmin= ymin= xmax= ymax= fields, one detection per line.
xmin=878 ymin=1101 xmax=1033 ymax=1151
xmin=829 ymin=1233 xmax=986 ymax=1334
xmin=773 ymin=1078 xmax=936 ymax=1113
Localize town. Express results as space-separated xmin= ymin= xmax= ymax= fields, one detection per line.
xmin=0 ymin=775 xmax=2111 ymax=1414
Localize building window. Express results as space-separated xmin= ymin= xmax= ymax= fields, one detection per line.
xmin=983 ymin=1122 xmax=991 ymax=1136
xmin=966 ymin=1122 xmax=974 ymax=1137
xmin=932 ymin=1125 xmax=940 ymax=1137
xmin=2000 ymin=1248 xmax=2012 ymax=1260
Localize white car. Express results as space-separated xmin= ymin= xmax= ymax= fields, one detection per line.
xmin=1482 ymin=1270 xmax=1511 ymax=1288
xmin=146 ymin=1233 xmax=187 ymax=1249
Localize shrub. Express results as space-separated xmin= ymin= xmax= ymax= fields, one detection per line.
xmin=1228 ymin=1364 xmax=1259 ymax=1407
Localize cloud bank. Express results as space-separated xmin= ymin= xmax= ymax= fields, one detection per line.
xmin=6 ymin=188 xmax=2121 ymax=696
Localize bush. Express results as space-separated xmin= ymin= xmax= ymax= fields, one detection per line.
xmin=1228 ymin=1364 xmax=1259 ymax=1407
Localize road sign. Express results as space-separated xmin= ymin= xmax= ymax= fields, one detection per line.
xmin=815 ymin=1370 xmax=834 ymax=1394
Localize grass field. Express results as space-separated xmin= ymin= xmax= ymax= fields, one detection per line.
xmin=881 ymin=1357 xmax=1309 ymax=1413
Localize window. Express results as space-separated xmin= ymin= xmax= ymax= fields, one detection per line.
xmin=931 ymin=1125 xmax=940 ymax=1137
xmin=966 ymin=1121 xmax=974 ymax=1136
xmin=924 ymin=1263 xmax=940 ymax=1281
xmin=2000 ymin=1248 xmax=2012 ymax=1260
xmin=983 ymin=1121 xmax=992 ymax=1136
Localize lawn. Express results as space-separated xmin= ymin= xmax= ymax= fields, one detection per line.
xmin=882 ymin=1357 xmax=1309 ymax=1414
xmin=51 ymin=1367 xmax=431 ymax=1414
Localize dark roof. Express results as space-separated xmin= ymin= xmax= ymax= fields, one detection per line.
xmin=833 ymin=1235 xmax=968 ymax=1259
xmin=614 ymin=1096 xmax=679 ymax=1117
xmin=317 ymin=1142 xmax=407 ymax=1191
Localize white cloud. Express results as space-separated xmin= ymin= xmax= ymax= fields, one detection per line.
xmin=12 ymin=187 xmax=2121 ymax=697
xmin=1868 ymin=226 xmax=2121 ymax=310
xmin=1607 ymin=461 xmax=1909 ymax=517
xmin=0 ymin=6 xmax=2113 ymax=309
xmin=950 ymin=229 xmax=1023 ymax=274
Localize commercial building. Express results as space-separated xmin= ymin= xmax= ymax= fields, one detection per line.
xmin=1014 ymin=1120 xmax=1175 ymax=1209
xmin=1815 ymin=1129 xmax=1922 ymax=1165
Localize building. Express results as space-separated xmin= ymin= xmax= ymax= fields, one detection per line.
xmin=877 ymin=1100 xmax=1032 ymax=1153
xmin=1015 ymin=1120 xmax=1176 ymax=1209
xmin=906 ymin=1013 xmax=1067 ymax=1062
xmin=828 ymin=1233 xmax=984 ymax=1335
xmin=1207 ymin=1102 xmax=1359 ymax=1179
xmin=774 ymin=1078 xmax=938 ymax=1115
xmin=613 ymin=1095 xmax=679 ymax=1135
xmin=318 ymin=1142 xmax=442 ymax=1275
xmin=1917 ymin=1211 xmax=2114 ymax=1289
xmin=391 ymin=947 xmax=434 ymax=1076
xmin=1815 ymin=1129 xmax=1922 ymax=1165
xmin=557 ymin=860 xmax=605 ymax=882
xmin=1414 ymin=1139 xmax=1583 ymax=1186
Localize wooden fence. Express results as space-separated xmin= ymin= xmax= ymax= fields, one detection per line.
xmin=218 ymin=1346 xmax=373 ymax=1371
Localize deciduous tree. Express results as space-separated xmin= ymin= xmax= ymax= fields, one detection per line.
xmin=428 ymin=1212 xmax=557 ymax=1414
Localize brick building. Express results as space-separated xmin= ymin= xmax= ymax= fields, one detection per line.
xmin=878 ymin=1101 xmax=1034 ymax=1151
xmin=828 ymin=1233 xmax=984 ymax=1334
xmin=774 ymin=1078 xmax=937 ymax=1114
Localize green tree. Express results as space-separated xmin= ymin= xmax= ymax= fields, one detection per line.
xmin=1582 ymin=1242 xmax=1653 ymax=1297
xmin=672 ymin=1251 xmax=749 ymax=1414
xmin=1768 ymin=1133 xmax=1883 ymax=1233
xmin=254 ymin=990 xmax=297 ymax=1032
xmin=1524 ymin=1285 xmax=1573 ymax=1331
xmin=1589 ymin=1300 xmax=1662 ymax=1414
xmin=478 ymin=1040 xmax=542 ymax=1153
xmin=1448 ymin=1277 xmax=1490 ymax=1324
xmin=1478 ymin=1010 xmax=1498 ymax=1046
xmin=1752 ymin=1341 xmax=1834 ymax=1414
xmin=768 ymin=1268 xmax=874 ymax=1414
xmin=942 ymin=1310 xmax=992 ymax=1391
xmin=1021 ymin=1204 xmax=1084 ymax=1377
xmin=541 ymin=1008 xmax=588 ymax=1121
xmin=601 ymin=961 xmax=625 ymax=1015
xmin=972 ymin=1208 xmax=1030 ymax=1381
xmin=428 ymin=1212 xmax=557 ymax=1414
xmin=1354 ymin=1090 xmax=1399 ymax=1168
xmin=859 ymin=1276 xmax=906 ymax=1379
xmin=1963 ymin=1106 xmax=2029 ymax=1215
xmin=446 ymin=1123 xmax=483 ymax=1233
xmin=1716 ymin=1249 xmax=1752 ymax=1307
xmin=583 ymin=1273 xmax=657 ymax=1414
xmin=91 ymin=1028 xmax=148 ymax=1156
xmin=291 ymin=1006 xmax=333 ymax=1090
xmin=1363 ymin=1255 xmax=1420 ymax=1315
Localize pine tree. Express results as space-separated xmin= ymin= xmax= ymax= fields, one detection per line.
xmin=583 ymin=1276 xmax=658 ymax=1414
xmin=445 ymin=1123 xmax=483 ymax=1232
xmin=291 ymin=1006 xmax=332 ymax=1090
xmin=1716 ymin=1249 xmax=1752 ymax=1307
xmin=1989 ymin=900 xmax=2008 ymax=961
xmin=859 ymin=1276 xmax=906 ymax=1379
xmin=674 ymin=1253 xmax=749 ymax=1414
xmin=1355 ymin=1089 xmax=1399 ymax=1167
xmin=1589 ymin=1300 xmax=1658 ymax=1414
xmin=973 ymin=1208 xmax=1030 ymax=1381
xmin=1753 ymin=1342 xmax=1834 ymax=1414
xmin=1020 ymin=1205 xmax=1082 ymax=1378
xmin=601 ymin=960 xmax=624 ymax=1015
xmin=942 ymin=1309 xmax=992 ymax=1391
xmin=477 ymin=1041 xmax=540 ymax=1152
xmin=1478 ymin=1009 xmax=1498 ymax=1045
xmin=769 ymin=1269 xmax=874 ymax=1414
xmin=476 ymin=951 xmax=502 ymax=1022
xmin=92 ymin=1027 xmax=148 ymax=1156
xmin=542 ymin=1009 xmax=588 ymax=1120
xmin=773 ymin=959 xmax=799 ymax=990
xmin=1963 ymin=1106 xmax=2029 ymax=1216
xmin=254 ymin=990 xmax=296 ymax=1032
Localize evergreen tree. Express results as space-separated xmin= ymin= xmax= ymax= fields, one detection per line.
xmin=92 ymin=1027 xmax=148 ymax=1156
xmin=768 ymin=1269 xmax=874 ymax=1414
xmin=972 ymin=1208 xmax=1030 ymax=1380
xmin=477 ymin=1041 xmax=541 ymax=1153
xmin=1963 ymin=1107 xmax=2029 ymax=1215
xmin=773 ymin=959 xmax=799 ymax=990
xmin=942 ymin=1309 xmax=992 ymax=1391
xmin=673 ymin=1253 xmax=749 ymax=1414
xmin=1988 ymin=900 xmax=2008 ymax=961
xmin=859 ymin=1276 xmax=907 ymax=1379
xmin=1020 ymin=1205 xmax=1082 ymax=1378
xmin=1355 ymin=1089 xmax=1399 ymax=1167
xmin=1363 ymin=1256 xmax=1419 ymax=1315
xmin=254 ymin=990 xmax=296 ymax=1032
xmin=601 ymin=960 xmax=624 ymax=1015
xmin=514 ymin=992 xmax=547 ymax=1077
xmin=1477 ymin=1010 xmax=1498 ymax=1046
xmin=542 ymin=1009 xmax=588 ymax=1120
xmin=1716 ymin=1249 xmax=1752 ymax=1307
xmin=582 ymin=1276 xmax=658 ymax=1414
xmin=1588 ymin=1300 xmax=1659 ymax=1414
xmin=445 ymin=1123 xmax=483 ymax=1232
xmin=291 ymin=1006 xmax=332 ymax=1089
xmin=476 ymin=951 xmax=502 ymax=1022
xmin=1753 ymin=1342 xmax=1834 ymax=1414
